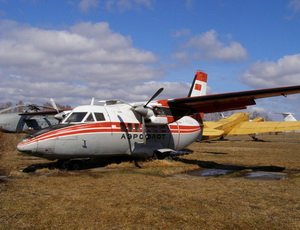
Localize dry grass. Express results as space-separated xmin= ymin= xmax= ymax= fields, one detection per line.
xmin=0 ymin=132 xmax=300 ymax=229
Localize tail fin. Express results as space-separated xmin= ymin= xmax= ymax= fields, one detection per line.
xmin=282 ymin=113 xmax=297 ymax=121
xmin=188 ymin=71 xmax=207 ymax=97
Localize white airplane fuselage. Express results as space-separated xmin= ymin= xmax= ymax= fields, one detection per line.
xmin=17 ymin=103 xmax=201 ymax=160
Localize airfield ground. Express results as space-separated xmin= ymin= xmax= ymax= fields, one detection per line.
xmin=0 ymin=132 xmax=300 ymax=229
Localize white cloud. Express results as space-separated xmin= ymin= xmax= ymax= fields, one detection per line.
xmin=0 ymin=20 xmax=175 ymax=105
xmin=99 ymin=81 xmax=193 ymax=102
xmin=185 ymin=0 xmax=194 ymax=10
xmin=172 ymin=28 xmax=191 ymax=38
xmin=105 ymin=0 xmax=154 ymax=11
xmin=289 ymin=0 xmax=300 ymax=12
xmin=241 ymin=54 xmax=300 ymax=120
xmin=134 ymin=0 xmax=153 ymax=8
xmin=241 ymin=54 xmax=300 ymax=88
xmin=77 ymin=0 xmax=153 ymax=12
xmin=0 ymin=20 xmax=200 ymax=107
xmin=79 ymin=0 xmax=99 ymax=12
xmin=173 ymin=30 xmax=247 ymax=62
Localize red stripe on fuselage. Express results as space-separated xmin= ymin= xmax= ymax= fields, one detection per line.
xmin=19 ymin=122 xmax=201 ymax=146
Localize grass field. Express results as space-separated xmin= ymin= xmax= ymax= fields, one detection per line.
xmin=0 ymin=132 xmax=300 ymax=229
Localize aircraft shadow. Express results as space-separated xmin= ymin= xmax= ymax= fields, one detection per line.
xmin=22 ymin=158 xmax=130 ymax=173
xmin=22 ymin=157 xmax=285 ymax=174
xmin=175 ymin=158 xmax=285 ymax=172
xmin=205 ymin=151 xmax=228 ymax=155
xmin=206 ymin=139 xmax=270 ymax=143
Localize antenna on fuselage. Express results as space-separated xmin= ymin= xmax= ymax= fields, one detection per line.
xmin=90 ymin=98 xmax=95 ymax=106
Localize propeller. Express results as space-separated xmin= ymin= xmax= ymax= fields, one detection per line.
xmin=1 ymin=98 xmax=64 ymax=115
xmin=133 ymin=88 xmax=164 ymax=144
xmin=50 ymin=98 xmax=59 ymax=113
xmin=144 ymin=88 xmax=164 ymax=108
xmin=19 ymin=99 xmax=65 ymax=117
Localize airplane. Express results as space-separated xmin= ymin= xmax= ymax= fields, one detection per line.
xmin=281 ymin=112 xmax=300 ymax=133
xmin=281 ymin=112 xmax=297 ymax=121
xmin=0 ymin=101 xmax=65 ymax=133
xmin=202 ymin=112 xmax=300 ymax=140
xmin=17 ymin=71 xmax=300 ymax=168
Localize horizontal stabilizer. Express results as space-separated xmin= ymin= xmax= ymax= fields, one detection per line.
xmin=202 ymin=128 xmax=225 ymax=137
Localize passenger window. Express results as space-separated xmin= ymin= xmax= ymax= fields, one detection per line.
xmin=120 ymin=123 xmax=127 ymax=131
xmin=135 ymin=124 xmax=140 ymax=132
xmin=94 ymin=113 xmax=105 ymax=121
xmin=65 ymin=112 xmax=87 ymax=123
xmin=85 ymin=113 xmax=95 ymax=122
xmin=128 ymin=124 xmax=133 ymax=132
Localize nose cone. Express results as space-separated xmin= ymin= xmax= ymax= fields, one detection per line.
xmin=17 ymin=140 xmax=37 ymax=154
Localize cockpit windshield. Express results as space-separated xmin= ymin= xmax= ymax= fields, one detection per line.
xmin=65 ymin=112 xmax=87 ymax=123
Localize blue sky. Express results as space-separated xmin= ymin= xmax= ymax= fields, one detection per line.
xmin=0 ymin=0 xmax=300 ymax=119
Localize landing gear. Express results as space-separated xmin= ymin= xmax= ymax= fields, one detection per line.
xmin=22 ymin=165 xmax=37 ymax=173
xmin=134 ymin=160 xmax=142 ymax=168
xmin=56 ymin=160 xmax=68 ymax=170
xmin=56 ymin=160 xmax=81 ymax=170
xmin=219 ymin=136 xmax=226 ymax=141
xmin=250 ymin=134 xmax=264 ymax=142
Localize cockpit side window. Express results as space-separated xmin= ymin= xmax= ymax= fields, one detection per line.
xmin=94 ymin=113 xmax=105 ymax=121
xmin=153 ymin=107 xmax=172 ymax=116
xmin=85 ymin=113 xmax=95 ymax=122
xmin=65 ymin=112 xmax=87 ymax=123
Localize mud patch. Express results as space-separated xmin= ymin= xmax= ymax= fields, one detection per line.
xmin=0 ymin=175 xmax=9 ymax=183
xmin=187 ymin=169 xmax=233 ymax=177
xmin=186 ymin=169 xmax=289 ymax=180
xmin=245 ymin=171 xmax=287 ymax=180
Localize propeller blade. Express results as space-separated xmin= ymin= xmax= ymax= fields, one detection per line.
xmin=142 ymin=116 xmax=146 ymax=144
xmin=50 ymin=98 xmax=59 ymax=113
xmin=144 ymin=88 xmax=164 ymax=108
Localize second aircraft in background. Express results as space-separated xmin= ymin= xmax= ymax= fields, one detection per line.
xmin=203 ymin=112 xmax=300 ymax=140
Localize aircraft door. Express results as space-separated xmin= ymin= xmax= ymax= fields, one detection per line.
xmin=103 ymin=106 xmax=131 ymax=154
xmin=109 ymin=107 xmax=153 ymax=155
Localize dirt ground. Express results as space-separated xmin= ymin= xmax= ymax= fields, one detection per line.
xmin=0 ymin=132 xmax=300 ymax=229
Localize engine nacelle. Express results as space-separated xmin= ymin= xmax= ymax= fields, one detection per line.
xmin=134 ymin=106 xmax=169 ymax=125
xmin=148 ymin=116 xmax=169 ymax=124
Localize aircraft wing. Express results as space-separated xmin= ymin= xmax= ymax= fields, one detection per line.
xmin=203 ymin=121 xmax=223 ymax=129
xmin=166 ymin=85 xmax=300 ymax=114
xmin=202 ymin=127 xmax=224 ymax=137
xmin=228 ymin=121 xmax=300 ymax=135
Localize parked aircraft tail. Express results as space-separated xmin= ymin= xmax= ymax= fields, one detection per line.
xmin=187 ymin=71 xmax=207 ymax=97
xmin=282 ymin=112 xmax=297 ymax=121
xmin=187 ymin=71 xmax=207 ymax=131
